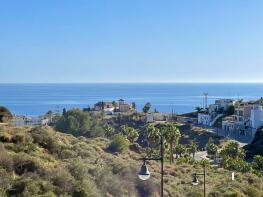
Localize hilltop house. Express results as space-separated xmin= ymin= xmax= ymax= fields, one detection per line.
xmin=222 ymin=100 xmax=263 ymax=138
xmin=91 ymin=99 xmax=133 ymax=114
xmin=198 ymin=99 xmax=234 ymax=126
xmin=118 ymin=99 xmax=132 ymax=112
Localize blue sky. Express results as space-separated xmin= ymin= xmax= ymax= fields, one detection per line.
xmin=1 ymin=0 xmax=263 ymax=83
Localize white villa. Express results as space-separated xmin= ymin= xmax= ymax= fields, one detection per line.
xmin=12 ymin=115 xmax=50 ymax=126
xmin=222 ymin=99 xmax=263 ymax=138
xmin=91 ymin=99 xmax=133 ymax=114
xmin=198 ymin=99 xmax=234 ymax=126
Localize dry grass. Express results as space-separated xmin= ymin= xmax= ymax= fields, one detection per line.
xmin=0 ymin=124 xmax=263 ymax=196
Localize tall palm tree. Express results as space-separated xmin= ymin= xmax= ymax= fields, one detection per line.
xmin=143 ymin=124 xmax=160 ymax=146
xmin=120 ymin=125 xmax=139 ymax=143
xmin=188 ymin=141 xmax=198 ymax=158
xmin=163 ymin=123 xmax=181 ymax=164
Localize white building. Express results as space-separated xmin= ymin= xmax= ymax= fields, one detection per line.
xmin=146 ymin=114 xmax=154 ymax=123
xmin=198 ymin=113 xmax=211 ymax=126
xmin=250 ymin=104 xmax=263 ymax=133
xmin=222 ymin=120 xmax=235 ymax=132
xmin=209 ymin=99 xmax=234 ymax=114
xmin=12 ymin=115 xmax=50 ymax=126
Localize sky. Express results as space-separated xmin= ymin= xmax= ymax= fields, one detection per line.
xmin=0 ymin=0 xmax=263 ymax=83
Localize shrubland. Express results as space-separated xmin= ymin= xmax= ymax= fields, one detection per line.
xmin=0 ymin=124 xmax=263 ymax=197
xmin=1 ymin=108 xmax=263 ymax=196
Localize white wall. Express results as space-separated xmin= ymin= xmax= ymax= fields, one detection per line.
xmin=198 ymin=113 xmax=211 ymax=126
xmin=251 ymin=105 xmax=263 ymax=129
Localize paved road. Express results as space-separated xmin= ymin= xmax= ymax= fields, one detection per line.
xmin=196 ymin=125 xmax=252 ymax=146
xmin=194 ymin=151 xmax=208 ymax=161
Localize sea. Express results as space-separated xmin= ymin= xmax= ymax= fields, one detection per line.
xmin=0 ymin=83 xmax=263 ymax=116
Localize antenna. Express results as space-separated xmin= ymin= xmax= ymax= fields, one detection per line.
xmin=204 ymin=93 xmax=208 ymax=109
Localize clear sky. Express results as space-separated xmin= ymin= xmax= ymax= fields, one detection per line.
xmin=1 ymin=0 xmax=263 ymax=83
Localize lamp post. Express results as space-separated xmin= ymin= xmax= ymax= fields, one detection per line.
xmin=192 ymin=165 xmax=206 ymax=197
xmin=138 ymin=134 xmax=164 ymax=197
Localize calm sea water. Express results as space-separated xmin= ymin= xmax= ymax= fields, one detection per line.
xmin=0 ymin=83 xmax=263 ymax=116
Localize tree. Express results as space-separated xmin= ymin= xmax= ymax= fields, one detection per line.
xmin=112 ymin=101 xmax=118 ymax=111
xmin=195 ymin=107 xmax=202 ymax=113
xmin=55 ymin=109 xmax=104 ymax=137
xmin=142 ymin=102 xmax=151 ymax=113
xmin=221 ymin=157 xmax=251 ymax=173
xmin=108 ymin=134 xmax=129 ymax=153
xmin=0 ymin=106 xmax=12 ymax=123
xmin=206 ymin=138 xmax=218 ymax=158
xmin=220 ymin=141 xmax=245 ymax=159
xmin=174 ymin=144 xmax=186 ymax=159
xmin=120 ymin=125 xmax=139 ymax=143
xmin=163 ymin=123 xmax=181 ymax=164
xmin=104 ymin=125 xmax=115 ymax=139
xmin=226 ymin=105 xmax=235 ymax=115
xmin=188 ymin=141 xmax=198 ymax=158
xmin=252 ymin=155 xmax=263 ymax=174
xmin=62 ymin=108 xmax=67 ymax=116
xmin=132 ymin=102 xmax=136 ymax=110
xmin=143 ymin=124 xmax=160 ymax=147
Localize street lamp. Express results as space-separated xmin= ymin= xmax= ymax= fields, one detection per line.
xmin=138 ymin=134 xmax=164 ymax=197
xmin=138 ymin=160 xmax=150 ymax=181
xmin=192 ymin=165 xmax=206 ymax=197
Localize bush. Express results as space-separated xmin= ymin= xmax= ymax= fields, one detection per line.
xmin=0 ymin=168 xmax=13 ymax=195
xmin=0 ymin=132 xmax=12 ymax=143
xmin=108 ymin=135 xmax=129 ymax=153
xmin=50 ymin=167 xmax=75 ymax=195
xmin=30 ymin=127 xmax=61 ymax=154
xmin=6 ymin=178 xmax=49 ymax=197
xmin=12 ymin=134 xmax=25 ymax=144
xmin=0 ymin=147 xmax=13 ymax=172
xmin=55 ymin=109 xmax=104 ymax=137
xmin=13 ymin=154 xmax=39 ymax=175
xmin=0 ymin=106 xmax=12 ymax=123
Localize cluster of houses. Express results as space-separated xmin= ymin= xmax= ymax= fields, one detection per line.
xmin=89 ymin=99 xmax=171 ymax=123
xmin=11 ymin=112 xmax=56 ymax=127
xmin=197 ymin=98 xmax=263 ymax=138
xmin=87 ymin=99 xmax=134 ymax=114
xmin=12 ymin=115 xmax=50 ymax=126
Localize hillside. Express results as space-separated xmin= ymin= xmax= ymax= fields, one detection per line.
xmin=245 ymin=127 xmax=263 ymax=160
xmin=0 ymin=125 xmax=263 ymax=197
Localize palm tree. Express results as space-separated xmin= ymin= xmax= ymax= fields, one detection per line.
xmin=121 ymin=125 xmax=139 ymax=143
xmin=174 ymin=144 xmax=186 ymax=159
xmin=188 ymin=141 xmax=198 ymax=158
xmin=195 ymin=106 xmax=202 ymax=112
xmin=104 ymin=125 xmax=115 ymax=138
xmin=143 ymin=124 xmax=160 ymax=147
xmin=163 ymin=123 xmax=181 ymax=164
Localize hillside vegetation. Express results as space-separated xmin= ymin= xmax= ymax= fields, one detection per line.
xmin=245 ymin=127 xmax=263 ymax=160
xmin=1 ymin=124 xmax=263 ymax=197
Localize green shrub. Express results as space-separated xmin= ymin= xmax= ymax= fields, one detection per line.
xmin=50 ymin=167 xmax=75 ymax=195
xmin=0 ymin=106 xmax=12 ymax=123
xmin=0 ymin=168 xmax=13 ymax=195
xmin=245 ymin=186 xmax=262 ymax=197
xmin=0 ymin=132 xmax=12 ymax=143
xmin=0 ymin=146 xmax=13 ymax=171
xmin=6 ymin=178 xmax=50 ymax=197
xmin=30 ymin=127 xmax=61 ymax=154
xmin=55 ymin=109 xmax=104 ymax=137
xmin=12 ymin=134 xmax=25 ymax=144
xmin=108 ymin=135 xmax=129 ymax=153
xmin=13 ymin=154 xmax=39 ymax=175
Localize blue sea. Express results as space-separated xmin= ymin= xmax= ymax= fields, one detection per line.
xmin=0 ymin=83 xmax=263 ymax=116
